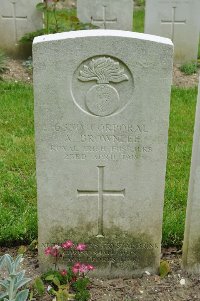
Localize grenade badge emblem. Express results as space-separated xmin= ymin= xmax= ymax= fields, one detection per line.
xmin=78 ymin=57 xmax=129 ymax=117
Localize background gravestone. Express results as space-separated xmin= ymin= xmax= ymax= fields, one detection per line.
xmin=33 ymin=30 xmax=173 ymax=277
xmin=77 ymin=0 xmax=133 ymax=31
xmin=144 ymin=0 xmax=200 ymax=64
xmin=183 ymin=77 xmax=200 ymax=273
xmin=0 ymin=0 xmax=42 ymax=57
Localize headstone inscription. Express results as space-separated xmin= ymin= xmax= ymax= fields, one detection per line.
xmin=77 ymin=0 xmax=133 ymax=31
xmin=183 ymin=77 xmax=200 ymax=273
xmin=144 ymin=0 xmax=200 ymax=64
xmin=33 ymin=30 xmax=173 ymax=277
xmin=0 ymin=0 xmax=42 ymax=57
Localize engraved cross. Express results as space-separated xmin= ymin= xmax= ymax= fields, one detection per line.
xmin=91 ymin=5 xmax=117 ymax=29
xmin=77 ymin=166 xmax=125 ymax=237
xmin=161 ymin=6 xmax=186 ymax=41
xmin=2 ymin=1 xmax=28 ymax=42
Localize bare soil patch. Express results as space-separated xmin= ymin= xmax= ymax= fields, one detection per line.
xmin=1 ymin=57 xmax=199 ymax=88
xmin=2 ymin=58 xmax=32 ymax=84
xmin=1 ymin=246 xmax=200 ymax=301
xmin=173 ymin=65 xmax=200 ymax=88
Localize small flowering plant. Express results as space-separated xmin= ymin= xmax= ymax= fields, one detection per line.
xmin=0 ymin=254 xmax=31 ymax=301
xmin=20 ymin=0 xmax=98 ymax=45
xmin=43 ymin=240 xmax=94 ymax=301
xmin=44 ymin=241 xmax=89 ymax=270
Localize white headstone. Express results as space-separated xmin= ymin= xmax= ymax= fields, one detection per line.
xmin=183 ymin=77 xmax=200 ymax=273
xmin=0 ymin=0 xmax=42 ymax=56
xmin=33 ymin=30 xmax=173 ymax=277
xmin=144 ymin=0 xmax=200 ymax=64
xmin=77 ymin=0 xmax=133 ymax=31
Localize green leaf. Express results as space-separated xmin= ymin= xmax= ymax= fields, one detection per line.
xmin=14 ymin=277 xmax=31 ymax=291
xmin=69 ymin=293 xmax=76 ymax=299
xmin=36 ymin=3 xmax=46 ymax=11
xmin=74 ymin=290 xmax=90 ymax=301
xmin=28 ymin=239 xmax=38 ymax=251
xmin=18 ymin=246 xmax=27 ymax=255
xmin=56 ymin=12 xmax=67 ymax=18
xmin=0 ymin=292 xmax=8 ymax=299
xmin=16 ymin=270 xmax=26 ymax=281
xmin=52 ymin=276 xmax=60 ymax=287
xmin=73 ymin=278 xmax=90 ymax=291
xmin=4 ymin=254 xmax=13 ymax=273
xmin=15 ymin=289 xmax=29 ymax=301
xmin=0 ymin=255 xmax=6 ymax=268
xmin=19 ymin=29 xmax=45 ymax=43
xmin=0 ymin=279 xmax=9 ymax=289
xmin=45 ymin=274 xmax=61 ymax=287
xmin=14 ymin=254 xmax=23 ymax=270
xmin=59 ymin=284 xmax=69 ymax=290
xmin=45 ymin=275 xmax=55 ymax=281
xmin=68 ymin=15 xmax=79 ymax=22
xmin=45 ymin=274 xmax=60 ymax=285
xmin=33 ymin=277 xmax=45 ymax=296
xmin=159 ymin=260 xmax=171 ymax=278
xmin=56 ymin=288 xmax=69 ymax=301
xmin=29 ymin=290 xmax=34 ymax=301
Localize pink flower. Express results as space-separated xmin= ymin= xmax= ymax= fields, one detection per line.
xmin=60 ymin=269 xmax=67 ymax=276
xmin=72 ymin=262 xmax=81 ymax=274
xmin=62 ymin=240 xmax=73 ymax=249
xmin=87 ymin=264 xmax=94 ymax=271
xmin=44 ymin=247 xmax=52 ymax=255
xmin=72 ymin=262 xmax=95 ymax=274
xmin=76 ymin=243 xmax=86 ymax=252
xmin=72 ymin=266 xmax=79 ymax=274
xmin=50 ymin=245 xmax=60 ymax=257
xmin=44 ymin=245 xmax=61 ymax=256
xmin=79 ymin=264 xmax=88 ymax=273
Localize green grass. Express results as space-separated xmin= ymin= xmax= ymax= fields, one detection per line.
xmin=0 ymin=82 xmax=197 ymax=247
xmin=133 ymin=8 xmax=145 ymax=33
xmin=0 ymin=82 xmax=37 ymax=246
xmin=163 ymin=87 xmax=197 ymax=247
xmin=134 ymin=0 xmax=145 ymax=6
xmin=179 ymin=62 xmax=198 ymax=75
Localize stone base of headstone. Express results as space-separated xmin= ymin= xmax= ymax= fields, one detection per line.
xmin=39 ymin=231 xmax=160 ymax=277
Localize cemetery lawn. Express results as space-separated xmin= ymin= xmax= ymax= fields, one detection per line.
xmin=133 ymin=7 xmax=145 ymax=33
xmin=0 ymin=82 xmax=37 ymax=245
xmin=163 ymin=87 xmax=197 ymax=246
xmin=0 ymin=82 xmax=197 ymax=247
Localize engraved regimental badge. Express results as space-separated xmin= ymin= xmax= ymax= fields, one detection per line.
xmin=72 ymin=56 xmax=134 ymax=117
xmin=78 ymin=57 xmax=128 ymax=116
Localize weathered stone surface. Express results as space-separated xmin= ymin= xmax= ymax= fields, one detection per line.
xmin=183 ymin=77 xmax=200 ymax=273
xmin=145 ymin=0 xmax=200 ymax=64
xmin=77 ymin=0 xmax=133 ymax=31
xmin=33 ymin=30 xmax=173 ymax=277
xmin=0 ymin=0 xmax=42 ymax=57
